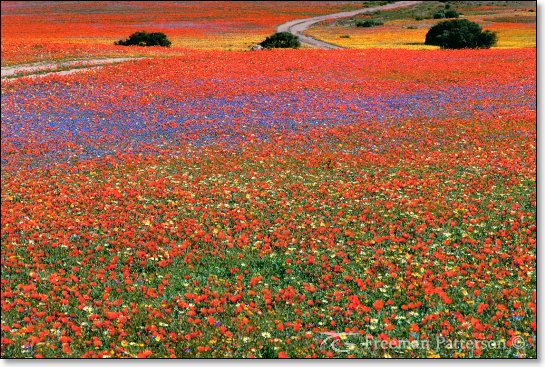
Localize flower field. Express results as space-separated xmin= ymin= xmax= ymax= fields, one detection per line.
xmin=0 ymin=1 xmax=362 ymax=65
xmin=1 ymin=47 xmax=536 ymax=358
xmin=306 ymin=1 xmax=536 ymax=49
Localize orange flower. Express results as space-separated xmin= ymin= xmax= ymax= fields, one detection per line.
xmin=373 ymin=299 xmax=384 ymax=311
xmin=137 ymin=350 xmax=152 ymax=358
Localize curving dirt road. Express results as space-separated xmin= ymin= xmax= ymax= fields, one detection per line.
xmin=1 ymin=57 xmax=144 ymax=80
xmin=277 ymin=1 xmax=422 ymax=49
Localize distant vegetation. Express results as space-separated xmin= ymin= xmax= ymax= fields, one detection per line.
xmin=361 ymin=1 xmax=395 ymax=7
xmin=260 ymin=32 xmax=300 ymax=49
xmin=356 ymin=19 xmax=384 ymax=27
xmin=433 ymin=8 xmax=460 ymax=19
xmin=350 ymin=3 xmax=461 ymax=27
xmin=415 ymin=2 xmax=461 ymax=21
xmin=115 ymin=32 xmax=172 ymax=47
xmin=425 ymin=19 xmax=497 ymax=49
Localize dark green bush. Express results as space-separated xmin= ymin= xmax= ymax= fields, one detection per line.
xmin=356 ymin=19 xmax=384 ymax=27
xmin=259 ymin=32 xmax=300 ymax=49
xmin=425 ymin=19 xmax=497 ymax=49
xmin=444 ymin=9 xmax=460 ymax=18
xmin=115 ymin=31 xmax=171 ymax=47
xmin=433 ymin=9 xmax=459 ymax=19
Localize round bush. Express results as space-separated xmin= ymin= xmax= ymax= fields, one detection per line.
xmin=444 ymin=9 xmax=460 ymax=18
xmin=425 ymin=19 xmax=497 ymax=49
xmin=259 ymin=32 xmax=300 ymax=49
xmin=115 ymin=32 xmax=172 ymax=47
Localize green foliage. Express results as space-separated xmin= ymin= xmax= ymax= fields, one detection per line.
xmin=115 ymin=31 xmax=172 ymax=47
xmin=259 ymin=32 xmax=300 ymax=49
xmin=433 ymin=9 xmax=459 ymax=19
xmin=444 ymin=9 xmax=460 ymax=18
xmin=364 ymin=1 xmax=395 ymax=6
xmin=425 ymin=19 xmax=497 ymax=49
xmin=356 ymin=19 xmax=384 ymax=27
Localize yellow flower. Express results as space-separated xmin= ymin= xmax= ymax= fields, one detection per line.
xmin=121 ymin=340 xmax=128 ymax=347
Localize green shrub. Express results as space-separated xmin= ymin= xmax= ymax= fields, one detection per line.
xmin=433 ymin=9 xmax=459 ymax=19
xmin=115 ymin=31 xmax=171 ymax=47
xmin=259 ymin=32 xmax=300 ymax=49
xmin=415 ymin=13 xmax=433 ymax=21
xmin=425 ymin=19 xmax=497 ymax=49
xmin=434 ymin=3 xmax=460 ymax=19
xmin=444 ymin=9 xmax=460 ymax=18
xmin=356 ymin=19 xmax=384 ymax=27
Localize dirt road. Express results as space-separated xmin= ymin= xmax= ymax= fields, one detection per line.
xmin=1 ymin=57 xmax=143 ymax=80
xmin=277 ymin=1 xmax=422 ymax=49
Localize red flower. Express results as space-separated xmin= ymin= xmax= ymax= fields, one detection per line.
xmin=278 ymin=352 xmax=289 ymax=358
xmin=373 ymin=299 xmax=384 ymax=311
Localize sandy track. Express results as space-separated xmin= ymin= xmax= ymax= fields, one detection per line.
xmin=1 ymin=57 xmax=144 ymax=80
xmin=277 ymin=1 xmax=422 ymax=49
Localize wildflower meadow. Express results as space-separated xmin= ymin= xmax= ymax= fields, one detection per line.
xmin=1 ymin=0 xmax=536 ymax=360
